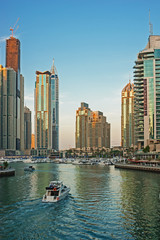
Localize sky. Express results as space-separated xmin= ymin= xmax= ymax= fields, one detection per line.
xmin=1 ymin=0 xmax=160 ymax=149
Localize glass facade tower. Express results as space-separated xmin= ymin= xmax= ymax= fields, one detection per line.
xmin=134 ymin=35 xmax=160 ymax=149
xmin=35 ymin=71 xmax=51 ymax=149
xmin=50 ymin=60 xmax=59 ymax=151
xmin=35 ymin=61 xmax=59 ymax=154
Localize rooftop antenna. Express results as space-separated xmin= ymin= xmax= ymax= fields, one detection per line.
xmin=10 ymin=18 xmax=19 ymax=37
xmin=51 ymin=58 xmax=57 ymax=75
xmin=149 ymin=9 xmax=153 ymax=35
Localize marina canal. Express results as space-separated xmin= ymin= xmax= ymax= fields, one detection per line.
xmin=0 ymin=162 xmax=160 ymax=239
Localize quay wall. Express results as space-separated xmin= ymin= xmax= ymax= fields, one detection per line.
xmin=115 ymin=164 xmax=160 ymax=173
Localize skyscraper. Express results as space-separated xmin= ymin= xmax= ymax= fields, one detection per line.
xmin=76 ymin=102 xmax=110 ymax=150
xmin=121 ymin=81 xmax=134 ymax=148
xmin=5 ymin=35 xmax=24 ymax=152
xmin=0 ymin=65 xmax=16 ymax=151
xmin=88 ymin=111 xmax=111 ymax=149
xmin=6 ymin=37 xmax=20 ymax=74
xmin=35 ymin=71 xmax=51 ymax=150
xmin=50 ymin=60 xmax=59 ymax=151
xmin=76 ymin=103 xmax=91 ymax=149
xmin=20 ymin=74 xmax=24 ymax=152
xmin=24 ymin=106 xmax=31 ymax=151
xmin=134 ymin=35 xmax=160 ymax=149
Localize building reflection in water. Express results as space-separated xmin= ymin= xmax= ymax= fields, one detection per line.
xmin=73 ymin=165 xmax=111 ymax=204
xmin=118 ymin=169 xmax=160 ymax=239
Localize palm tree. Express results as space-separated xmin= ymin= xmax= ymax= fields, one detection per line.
xmin=3 ymin=161 xmax=8 ymax=169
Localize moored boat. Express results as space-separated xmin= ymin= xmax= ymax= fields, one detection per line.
xmin=42 ymin=181 xmax=70 ymax=203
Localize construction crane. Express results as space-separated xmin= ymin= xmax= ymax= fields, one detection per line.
xmin=10 ymin=18 xmax=19 ymax=37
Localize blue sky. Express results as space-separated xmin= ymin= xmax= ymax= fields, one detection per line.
xmin=1 ymin=0 xmax=160 ymax=149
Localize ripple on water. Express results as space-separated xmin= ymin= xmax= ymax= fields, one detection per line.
xmin=1 ymin=163 xmax=160 ymax=240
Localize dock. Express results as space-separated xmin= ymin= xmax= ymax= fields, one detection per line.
xmin=0 ymin=168 xmax=15 ymax=177
xmin=115 ymin=163 xmax=160 ymax=173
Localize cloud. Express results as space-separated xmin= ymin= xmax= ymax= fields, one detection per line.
xmin=0 ymin=36 xmax=9 ymax=43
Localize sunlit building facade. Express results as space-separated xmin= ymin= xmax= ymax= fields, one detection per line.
xmin=76 ymin=103 xmax=110 ymax=150
xmin=0 ymin=65 xmax=16 ymax=150
xmin=76 ymin=103 xmax=91 ymax=149
xmin=50 ymin=60 xmax=59 ymax=151
xmin=31 ymin=134 xmax=35 ymax=149
xmin=35 ymin=71 xmax=51 ymax=150
xmin=88 ymin=111 xmax=110 ymax=149
xmin=134 ymin=35 xmax=160 ymax=149
xmin=121 ymin=81 xmax=134 ymax=148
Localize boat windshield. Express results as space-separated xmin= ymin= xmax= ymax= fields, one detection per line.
xmin=48 ymin=190 xmax=59 ymax=196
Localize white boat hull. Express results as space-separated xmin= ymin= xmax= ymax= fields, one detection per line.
xmin=42 ymin=188 xmax=70 ymax=203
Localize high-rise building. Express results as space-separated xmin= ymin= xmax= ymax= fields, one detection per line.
xmin=6 ymin=37 xmax=20 ymax=74
xmin=50 ymin=60 xmax=59 ymax=151
xmin=75 ymin=102 xmax=110 ymax=150
xmin=76 ymin=103 xmax=91 ymax=149
xmin=5 ymin=36 xmax=23 ymax=151
xmin=134 ymin=35 xmax=160 ymax=149
xmin=0 ymin=65 xmax=16 ymax=150
xmin=24 ymin=106 xmax=31 ymax=150
xmin=88 ymin=111 xmax=110 ymax=149
xmin=35 ymin=71 xmax=51 ymax=150
xmin=20 ymin=74 xmax=24 ymax=152
xmin=121 ymin=81 xmax=134 ymax=148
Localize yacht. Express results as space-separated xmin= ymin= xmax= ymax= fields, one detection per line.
xmin=42 ymin=181 xmax=70 ymax=203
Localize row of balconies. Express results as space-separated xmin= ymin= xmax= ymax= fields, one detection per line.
xmin=134 ymin=81 xmax=144 ymax=85
xmin=134 ymin=73 xmax=144 ymax=77
xmin=134 ymin=69 xmax=144 ymax=74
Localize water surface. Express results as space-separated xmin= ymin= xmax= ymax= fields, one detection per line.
xmin=0 ymin=162 xmax=160 ymax=239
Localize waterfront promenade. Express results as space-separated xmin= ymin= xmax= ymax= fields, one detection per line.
xmin=115 ymin=163 xmax=160 ymax=173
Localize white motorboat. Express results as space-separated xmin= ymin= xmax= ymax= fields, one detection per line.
xmin=42 ymin=181 xmax=70 ymax=203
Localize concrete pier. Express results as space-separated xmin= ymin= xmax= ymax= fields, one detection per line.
xmin=0 ymin=169 xmax=15 ymax=177
xmin=115 ymin=163 xmax=160 ymax=173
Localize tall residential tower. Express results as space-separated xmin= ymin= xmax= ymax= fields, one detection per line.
xmin=50 ymin=60 xmax=59 ymax=151
xmin=134 ymin=35 xmax=160 ymax=149
xmin=121 ymin=81 xmax=134 ymax=148
xmin=35 ymin=71 xmax=51 ymax=150
xmin=0 ymin=65 xmax=16 ymax=151
xmin=5 ymin=35 xmax=24 ymax=152
xmin=76 ymin=103 xmax=110 ymax=150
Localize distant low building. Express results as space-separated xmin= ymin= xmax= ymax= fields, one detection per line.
xmin=31 ymin=134 xmax=35 ymax=149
